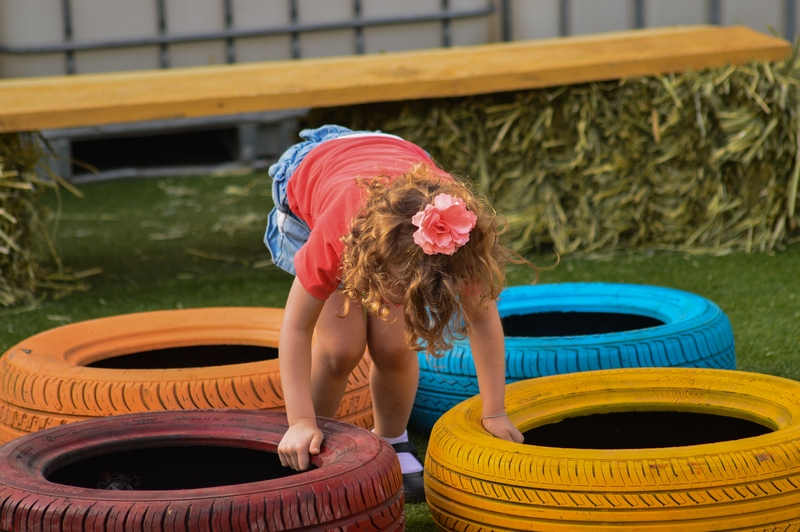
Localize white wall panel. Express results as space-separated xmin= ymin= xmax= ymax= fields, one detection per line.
xmin=72 ymin=47 xmax=160 ymax=74
xmin=71 ymin=0 xmax=160 ymax=73
xmin=645 ymin=0 xmax=709 ymax=28
xmin=297 ymin=0 xmax=353 ymax=58
xmin=451 ymin=17 xmax=497 ymax=46
xmin=795 ymin=0 xmax=800 ymax=40
xmin=169 ymin=41 xmax=228 ymax=67
xmin=0 ymin=54 xmax=64 ymax=78
xmin=570 ymin=0 xmax=633 ymax=35
xmin=722 ymin=0 xmax=783 ymax=35
xmin=362 ymin=1 xmax=441 ymax=19
xmin=363 ymin=22 xmax=442 ymax=54
xmin=167 ymin=0 xmax=226 ymax=67
xmin=167 ymin=0 xmax=225 ymax=35
xmin=511 ymin=0 xmax=561 ymax=40
xmin=232 ymin=0 xmax=292 ymax=62
xmin=297 ymin=31 xmax=352 ymax=58
xmin=0 ymin=0 xmax=62 ymax=45
xmin=450 ymin=0 xmax=499 ymax=45
xmin=0 ymin=0 xmax=63 ymax=77
xmin=363 ymin=0 xmax=442 ymax=54
xmin=71 ymin=0 xmax=158 ymax=40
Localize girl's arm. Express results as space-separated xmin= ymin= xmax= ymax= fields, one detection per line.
xmin=278 ymin=276 xmax=327 ymax=470
xmin=463 ymin=296 xmax=524 ymax=443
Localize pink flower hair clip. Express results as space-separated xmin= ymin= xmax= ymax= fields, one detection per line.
xmin=411 ymin=193 xmax=477 ymax=255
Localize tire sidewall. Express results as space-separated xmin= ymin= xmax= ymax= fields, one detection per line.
xmin=425 ymin=367 xmax=800 ymax=530
xmin=0 ymin=410 xmax=402 ymax=524
xmin=413 ymin=283 xmax=735 ymax=430
xmin=0 ymin=307 xmax=373 ymax=430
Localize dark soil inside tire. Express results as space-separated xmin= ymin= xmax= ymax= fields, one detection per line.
xmin=523 ymin=411 xmax=772 ymax=449
xmin=501 ymin=312 xmax=665 ymax=337
xmin=87 ymin=345 xmax=279 ymax=369
xmin=46 ymin=444 xmax=302 ymax=490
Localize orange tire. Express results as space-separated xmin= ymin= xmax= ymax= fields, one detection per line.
xmin=0 ymin=307 xmax=373 ymax=441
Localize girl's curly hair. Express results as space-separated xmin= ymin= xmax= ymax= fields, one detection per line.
xmin=339 ymin=162 xmax=528 ymax=356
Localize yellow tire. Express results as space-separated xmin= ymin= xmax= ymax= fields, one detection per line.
xmin=425 ymin=367 xmax=800 ymax=531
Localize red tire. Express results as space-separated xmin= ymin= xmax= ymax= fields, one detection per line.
xmin=0 ymin=409 xmax=404 ymax=531
xmin=0 ymin=307 xmax=373 ymax=441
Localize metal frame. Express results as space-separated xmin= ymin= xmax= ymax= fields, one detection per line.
xmin=157 ymin=0 xmax=169 ymax=68
xmin=634 ymin=0 xmax=645 ymax=29
xmin=560 ymin=0 xmax=570 ymax=36
xmin=1 ymin=0 xmax=498 ymax=74
xmin=60 ymin=0 xmax=75 ymax=74
xmin=8 ymin=1 xmax=796 ymax=70
xmin=709 ymin=0 xmax=722 ymax=26
xmin=500 ymin=0 xmax=512 ymax=41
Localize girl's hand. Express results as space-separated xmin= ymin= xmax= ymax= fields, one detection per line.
xmin=481 ymin=415 xmax=524 ymax=443
xmin=278 ymin=419 xmax=324 ymax=471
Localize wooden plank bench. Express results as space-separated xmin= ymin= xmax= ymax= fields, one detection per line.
xmin=0 ymin=25 xmax=791 ymax=134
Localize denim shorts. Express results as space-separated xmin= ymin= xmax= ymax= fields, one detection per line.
xmin=264 ymin=124 xmax=396 ymax=275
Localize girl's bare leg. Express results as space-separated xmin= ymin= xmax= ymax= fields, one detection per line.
xmin=309 ymin=290 xmax=368 ymax=418
xmin=366 ymin=304 xmax=419 ymax=439
xmin=366 ymin=304 xmax=426 ymax=502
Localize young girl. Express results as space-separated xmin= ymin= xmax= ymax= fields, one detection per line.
xmin=265 ymin=124 xmax=524 ymax=503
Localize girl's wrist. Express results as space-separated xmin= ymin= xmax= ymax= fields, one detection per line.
xmin=481 ymin=412 xmax=508 ymax=420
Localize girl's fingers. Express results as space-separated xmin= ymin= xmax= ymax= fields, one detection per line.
xmin=482 ymin=417 xmax=525 ymax=444
xmin=309 ymin=432 xmax=324 ymax=455
xmin=279 ymin=448 xmax=302 ymax=471
xmin=297 ymin=452 xmax=309 ymax=471
xmin=279 ymin=451 xmax=293 ymax=470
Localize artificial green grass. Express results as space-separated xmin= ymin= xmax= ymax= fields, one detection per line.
xmin=1 ymin=172 xmax=289 ymax=340
xmin=1 ymin=172 xmax=800 ymax=530
xmin=508 ymin=248 xmax=800 ymax=381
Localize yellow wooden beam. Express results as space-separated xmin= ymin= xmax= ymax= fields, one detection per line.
xmin=0 ymin=25 xmax=791 ymax=133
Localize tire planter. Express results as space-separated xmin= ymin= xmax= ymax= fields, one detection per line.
xmin=425 ymin=367 xmax=800 ymax=531
xmin=0 ymin=307 xmax=373 ymax=442
xmin=0 ymin=409 xmax=404 ymax=531
xmin=411 ymin=283 xmax=735 ymax=432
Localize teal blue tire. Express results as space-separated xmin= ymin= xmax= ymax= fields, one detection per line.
xmin=411 ymin=283 xmax=735 ymax=432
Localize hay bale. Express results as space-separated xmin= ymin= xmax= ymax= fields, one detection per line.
xmin=0 ymin=133 xmax=85 ymax=308
xmin=310 ymin=47 xmax=800 ymax=257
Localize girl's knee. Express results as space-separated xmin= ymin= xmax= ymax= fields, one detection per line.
xmin=368 ymin=343 xmax=417 ymax=371
xmin=315 ymin=345 xmax=364 ymax=378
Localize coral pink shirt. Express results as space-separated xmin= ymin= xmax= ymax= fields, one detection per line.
xmin=286 ymin=135 xmax=441 ymax=299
